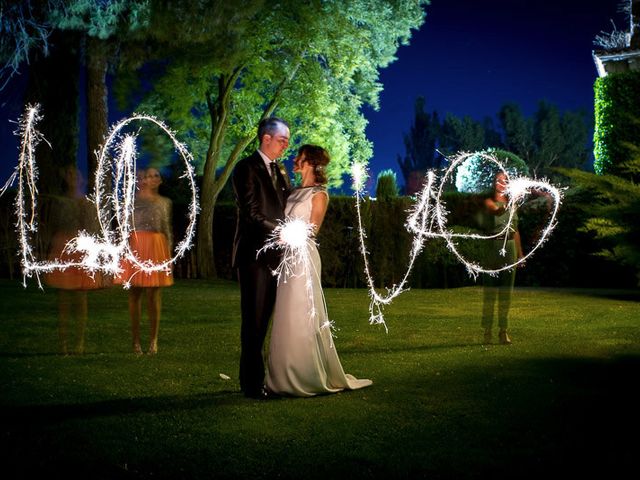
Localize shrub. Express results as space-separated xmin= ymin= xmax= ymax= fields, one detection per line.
xmin=454 ymin=149 xmax=529 ymax=194
xmin=375 ymin=169 xmax=399 ymax=200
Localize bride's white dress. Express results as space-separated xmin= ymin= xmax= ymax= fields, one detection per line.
xmin=266 ymin=186 xmax=372 ymax=397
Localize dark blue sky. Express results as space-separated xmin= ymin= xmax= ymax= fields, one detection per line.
xmin=0 ymin=0 xmax=625 ymax=190
xmin=364 ymin=0 xmax=624 ymax=189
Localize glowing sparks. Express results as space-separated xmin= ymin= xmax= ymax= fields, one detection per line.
xmin=350 ymin=162 xmax=368 ymax=193
xmin=2 ymin=104 xmax=51 ymax=287
xmin=279 ymin=218 xmax=313 ymax=250
xmin=2 ymin=104 xmax=199 ymax=287
xmin=353 ymin=151 xmax=563 ymax=328
xmin=96 ymin=113 xmax=199 ymax=284
xmin=260 ymin=218 xmax=316 ymax=285
xmin=261 ymin=217 xmax=337 ymax=344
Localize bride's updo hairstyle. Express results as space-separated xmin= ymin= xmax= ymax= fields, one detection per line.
xmin=299 ymin=144 xmax=330 ymax=185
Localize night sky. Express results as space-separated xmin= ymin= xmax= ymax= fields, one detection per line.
xmin=0 ymin=0 xmax=626 ymax=191
xmin=364 ymin=0 xmax=624 ymax=189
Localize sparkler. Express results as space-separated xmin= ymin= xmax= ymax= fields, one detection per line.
xmin=261 ymin=217 xmax=336 ymax=342
xmin=2 ymin=104 xmax=199 ymax=287
xmin=352 ymin=151 xmax=562 ymax=329
xmin=95 ymin=113 xmax=199 ymax=285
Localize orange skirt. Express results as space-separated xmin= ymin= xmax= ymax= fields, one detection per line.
xmin=45 ymin=233 xmax=111 ymax=290
xmin=119 ymin=231 xmax=174 ymax=288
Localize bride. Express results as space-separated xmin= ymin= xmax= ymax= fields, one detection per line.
xmin=266 ymin=144 xmax=372 ymax=397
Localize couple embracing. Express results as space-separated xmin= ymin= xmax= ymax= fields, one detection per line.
xmin=232 ymin=117 xmax=372 ymax=399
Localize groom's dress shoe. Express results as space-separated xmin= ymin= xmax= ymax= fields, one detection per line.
xmin=244 ymin=386 xmax=280 ymax=400
xmin=244 ymin=386 xmax=269 ymax=400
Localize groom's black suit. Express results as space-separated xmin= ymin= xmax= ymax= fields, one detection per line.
xmin=232 ymin=151 xmax=289 ymax=396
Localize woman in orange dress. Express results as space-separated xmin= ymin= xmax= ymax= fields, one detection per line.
xmin=121 ymin=167 xmax=173 ymax=355
xmin=45 ymin=167 xmax=109 ymax=354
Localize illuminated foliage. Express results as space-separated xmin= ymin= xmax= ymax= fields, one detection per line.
xmin=559 ymin=129 xmax=640 ymax=283
xmin=118 ymin=0 xmax=428 ymax=277
xmin=397 ymin=97 xmax=441 ymax=187
xmin=593 ymin=71 xmax=640 ymax=177
xmin=375 ymin=169 xmax=399 ymax=200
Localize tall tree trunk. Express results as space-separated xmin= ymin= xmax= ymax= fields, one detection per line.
xmin=196 ymin=71 xmax=239 ymax=279
xmin=24 ymin=32 xmax=80 ymax=261
xmin=24 ymin=31 xmax=80 ymax=196
xmin=196 ymin=64 xmax=301 ymax=279
xmin=86 ymin=37 xmax=109 ymax=193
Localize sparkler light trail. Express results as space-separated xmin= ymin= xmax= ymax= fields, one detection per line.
xmin=2 ymin=104 xmax=199 ymax=288
xmin=352 ymin=151 xmax=563 ymax=329
xmin=95 ymin=113 xmax=199 ymax=287
xmin=260 ymin=218 xmax=316 ymax=284
xmin=260 ymin=218 xmax=336 ymax=342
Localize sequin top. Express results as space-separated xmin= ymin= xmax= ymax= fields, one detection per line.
xmin=132 ymin=195 xmax=173 ymax=249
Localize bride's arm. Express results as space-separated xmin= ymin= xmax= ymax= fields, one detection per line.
xmin=309 ymin=191 xmax=329 ymax=236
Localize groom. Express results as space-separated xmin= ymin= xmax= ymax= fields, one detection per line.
xmin=232 ymin=117 xmax=291 ymax=399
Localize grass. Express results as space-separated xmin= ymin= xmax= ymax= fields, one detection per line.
xmin=1 ymin=278 xmax=639 ymax=479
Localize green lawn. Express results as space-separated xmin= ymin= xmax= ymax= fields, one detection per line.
xmin=1 ymin=279 xmax=639 ymax=479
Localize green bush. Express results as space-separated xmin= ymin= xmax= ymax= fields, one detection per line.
xmin=375 ymin=169 xmax=399 ymax=200
xmin=454 ymin=148 xmax=529 ymax=194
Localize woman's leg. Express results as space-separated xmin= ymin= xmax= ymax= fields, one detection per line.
xmin=147 ymin=287 xmax=161 ymax=355
xmin=73 ymin=290 xmax=88 ymax=354
xmin=482 ymin=274 xmax=498 ymax=343
xmin=57 ymin=290 xmax=71 ymax=355
xmin=129 ymin=287 xmax=143 ymax=354
xmin=498 ymin=241 xmax=517 ymax=345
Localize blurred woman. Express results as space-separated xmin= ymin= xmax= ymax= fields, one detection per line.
xmin=481 ymin=171 xmax=523 ymax=345
xmin=45 ymin=167 xmax=109 ymax=354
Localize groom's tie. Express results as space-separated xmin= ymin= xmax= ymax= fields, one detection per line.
xmin=269 ymin=161 xmax=279 ymax=189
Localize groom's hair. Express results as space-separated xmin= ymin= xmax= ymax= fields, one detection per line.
xmin=258 ymin=117 xmax=289 ymax=144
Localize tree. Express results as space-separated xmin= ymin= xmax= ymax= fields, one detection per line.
xmin=593 ymin=71 xmax=640 ymax=179
xmin=454 ymin=149 xmax=529 ymax=194
xmin=0 ymin=0 xmax=55 ymax=90
xmin=558 ymin=158 xmax=640 ymax=283
xmin=1 ymin=0 xmax=151 ymax=192
xmin=498 ymin=103 xmax=534 ymax=167
xmin=375 ymin=169 xmax=399 ymax=200
xmin=482 ymin=116 xmax=503 ymax=149
xmin=397 ymin=96 xmax=440 ymax=195
xmin=499 ymin=101 xmax=589 ymax=179
xmin=125 ymin=0 xmax=428 ymax=278
xmin=23 ymin=30 xmax=81 ymax=196
xmin=48 ymin=0 xmax=150 ymax=191
xmin=440 ymin=113 xmax=485 ymax=154
xmin=531 ymin=101 xmax=589 ymax=178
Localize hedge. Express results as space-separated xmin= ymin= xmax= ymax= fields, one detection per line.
xmin=0 ymin=192 xmax=635 ymax=288
xmin=593 ymin=71 xmax=640 ymax=176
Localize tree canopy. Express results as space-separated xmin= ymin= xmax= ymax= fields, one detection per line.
xmin=115 ymin=0 xmax=428 ymax=277
xmin=396 ymin=98 xmax=590 ymax=193
xmin=3 ymin=0 xmax=429 ymax=278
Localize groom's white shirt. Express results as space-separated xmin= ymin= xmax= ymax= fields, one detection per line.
xmin=257 ymin=148 xmax=274 ymax=170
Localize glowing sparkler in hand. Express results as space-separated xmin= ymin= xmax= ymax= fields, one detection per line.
xmin=353 ymin=151 xmax=563 ymax=329
xmin=2 ymin=104 xmax=56 ymax=286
